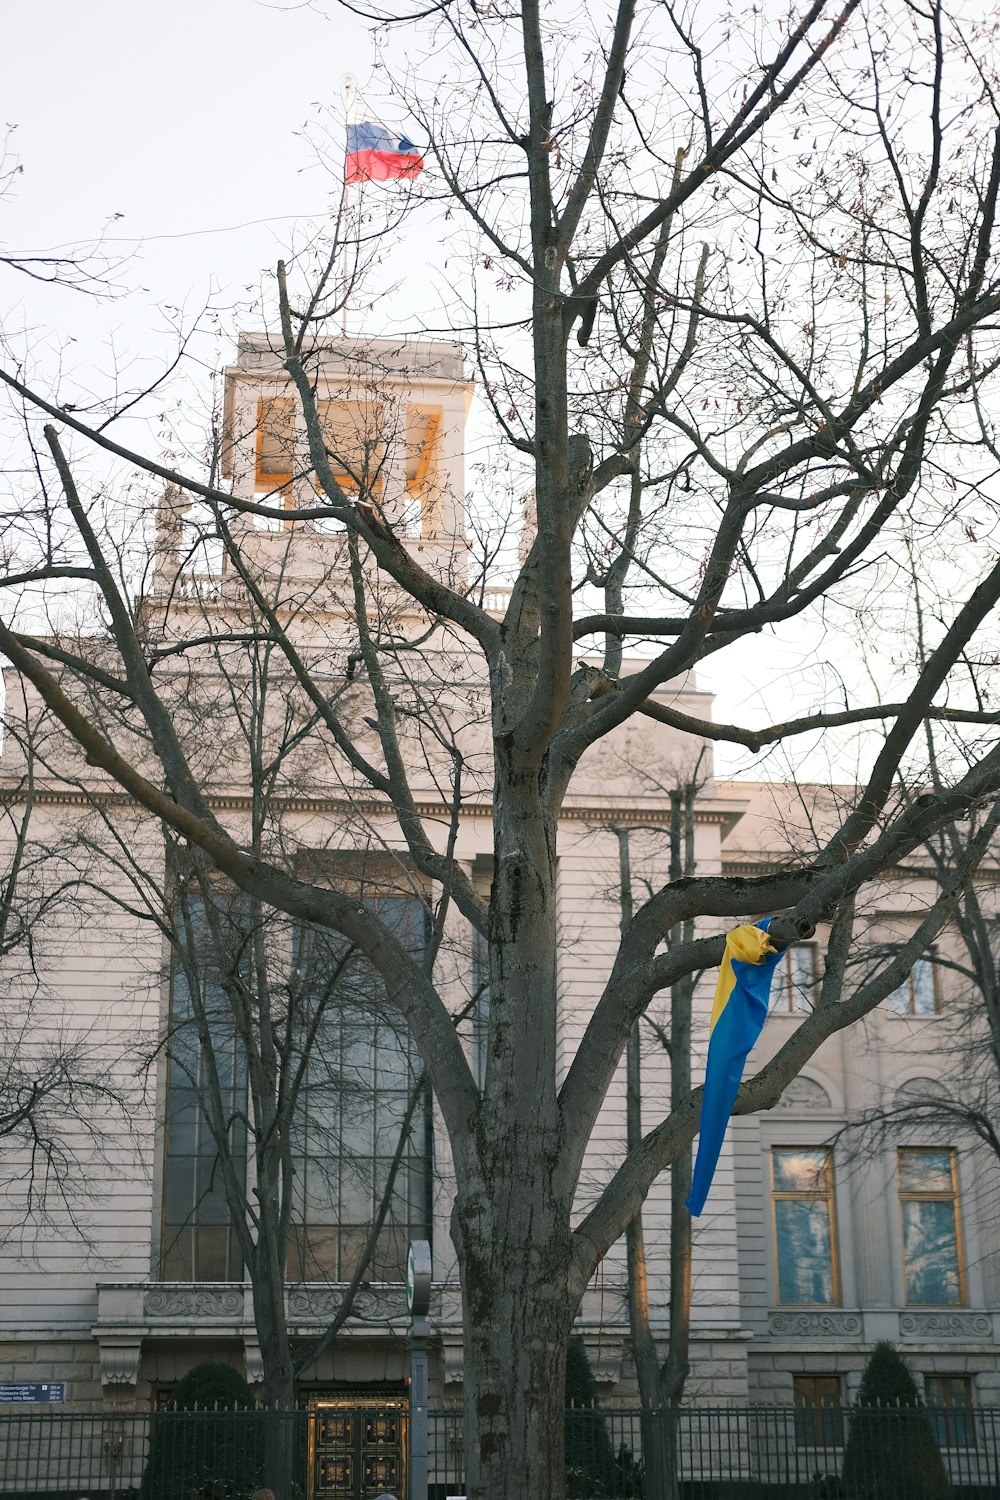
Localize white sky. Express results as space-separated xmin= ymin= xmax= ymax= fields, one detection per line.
xmin=4 ymin=1 xmax=369 ymax=318
xmin=0 ymin=1 xmax=934 ymax=784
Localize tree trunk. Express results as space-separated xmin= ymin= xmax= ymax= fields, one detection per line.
xmin=453 ymin=1166 xmax=576 ymax=1500
xmin=251 ymin=1248 xmax=297 ymax=1499
xmin=455 ymin=764 xmax=576 ymax=1498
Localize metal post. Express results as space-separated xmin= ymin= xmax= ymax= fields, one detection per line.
xmin=408 ymin=1315 xmax=430 ymax=1500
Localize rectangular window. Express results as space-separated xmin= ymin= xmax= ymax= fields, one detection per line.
xmin=925 ymin=1375 xmax=975 ymax=1447
xmin=287 ymin=892 xmax=432 ymax=1283
xmin=160 ymin=875 xmax=433 ymax=1287
xmin=772 ymin=944 xmax=816 ymax=1013
xmin=793 ymin=1375 xmax=844 ymax=1448
xmin=160 ymin=895 xmax=247 ymax=1281
xmin=772 ymin=1148 xmax=840 ymax=1305
xmin=898 ymin=1149 xmax=964 ymax=1305
xmin=316 ymin=398 xmax=389 ymax=495
xmin=888 ymin=950 xmax=939 ymax=1016
xmin=255 ymin=396 xmax=295 ymax=494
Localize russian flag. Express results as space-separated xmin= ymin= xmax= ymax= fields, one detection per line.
xmin=346 ymin=120 xmax=424 ymax=184
xmin=686 ymin=920 xmax=783 ymax=1216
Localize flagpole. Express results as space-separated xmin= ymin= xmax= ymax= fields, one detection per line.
xmin=341 ymin=72 xmax=356 ymax=336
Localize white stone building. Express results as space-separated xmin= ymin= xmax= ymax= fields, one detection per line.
xmin=0 ymin=335 xmax=996 ymax=1437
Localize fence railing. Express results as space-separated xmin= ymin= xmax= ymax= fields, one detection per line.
xmin=0 ymin=1404 xmax=998 ymax=1499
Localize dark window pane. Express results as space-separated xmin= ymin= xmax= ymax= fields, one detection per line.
xmin=194 ymin=1226 xmax=235 ymax=1281
xmin=926 ymin=1376 xmax=975 ymax=1447
xmin=340 ymin=1096 xmax=376 ymax=1154
xmin=162 ymin=1157 xmax=197 ymax=1223
xmin=288 ymin=892 xmax=432 ymax=1280
xmin=793 ymin=1376 xmax=844 ymax=1449
xmin=160 ymin=894 xmax=247 ymax=1281
xmin=160 ymin=1227 xmax=194 ymax=1281
xmin=339 ymin=1226 xmax=373 ymax=1280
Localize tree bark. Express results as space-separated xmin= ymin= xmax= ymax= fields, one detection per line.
xmin=450 ymin=759 xmax=579 ymax=1498
xmin=453 ymin=1164 xmax=576 ymax=1500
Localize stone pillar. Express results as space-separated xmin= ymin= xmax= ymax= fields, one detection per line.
xmin=432 ymin=399 xmax=468 ymax=542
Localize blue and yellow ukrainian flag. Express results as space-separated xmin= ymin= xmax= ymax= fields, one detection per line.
xmin=686 ymin=919 xmax=783 ymax=1216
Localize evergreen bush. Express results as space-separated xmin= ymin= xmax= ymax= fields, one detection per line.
xmin=142 ymin=1361 xmax=263 ymax=1500
xmin=170 ymin=1362 xmax=257 ymax=1412
xmin=840 ymin=1342 xmax=951 ymax=1500
xmin=564 ymin=1338 xmax=641 ymax=1497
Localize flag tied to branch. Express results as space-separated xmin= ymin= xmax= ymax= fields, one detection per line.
xmin=346 ymin=119 xmax=424 ymax=184
xmin=686 ymin=919 xmax=783 ymax=1216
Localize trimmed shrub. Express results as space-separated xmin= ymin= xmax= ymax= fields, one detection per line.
xmin=142 ymin=1361 xmax=263 ymax=1500
xmin=840 ymin=1342 xmax=951 ymax=1500
xmin=170 ymin=1362 xmax=256 ymax=1412
xmin=564 ymin=1338 xmax=641 ymax=1497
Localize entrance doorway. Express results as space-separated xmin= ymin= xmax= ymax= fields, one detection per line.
xmin=307 ymin=1395 xmax=408 ymax=1500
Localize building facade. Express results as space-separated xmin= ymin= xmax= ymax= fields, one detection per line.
xmin=0 ymin=336 xmax=996 ymax=1428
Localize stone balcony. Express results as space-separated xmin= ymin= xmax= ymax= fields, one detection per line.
xmin=93 ymin=1281 xmax=413 ymax=1390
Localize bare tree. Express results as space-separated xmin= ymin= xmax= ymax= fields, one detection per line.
xmin=2 ymin=3 xmax=1000 ymax=1496
xmin=10 ymin=540 xmax=460 ymax=1422
xmin=0 ymin=712 xmax=134 ymax=1238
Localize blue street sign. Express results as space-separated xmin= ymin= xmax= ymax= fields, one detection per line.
xmin=0 ymin=1383 xmax=67 ymax=1403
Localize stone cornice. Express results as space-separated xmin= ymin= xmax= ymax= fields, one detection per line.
xmin=722 ymin=858 xmax=1000 ymax=883
xmin=0 ymin=781 xmax=746 ymax=830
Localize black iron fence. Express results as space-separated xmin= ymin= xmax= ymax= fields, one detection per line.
xmin=0 ymin=1404 xmax=998 ymax=1499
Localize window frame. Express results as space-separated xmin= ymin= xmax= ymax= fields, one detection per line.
xmin=160 ymin=865 xmax=435 ymax=1286
xmin=896 ymin=1146 xmax=966 ymax=1307
xmin=159 ymin=890 xmax=249 ymax=1283
xmin=793 ymin=1374 xmax=845 ymax=1448
xmin=925 ymin=1375 xmax=976 ymax=1448
xmin=770 ymin=1147 xmax=841 ymax=1307
xmin=285 ymin=875 xmax=434 ymax=1284
xmin=887 ymin=947 xmax=941 ymax=1017
xmin=771 ymin=942 xmax=817 ymax=1013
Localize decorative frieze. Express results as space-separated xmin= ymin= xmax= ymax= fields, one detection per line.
xmin=285 ymin=1285 xmax=405 ymax=1323
xmin=899 ymin=1312 xmax=993 ymax=1340
xmin=768 ymin=1311 xmax=863 ymax=1338
xmin=143 ymin=1288 xmax=244 ymax=1320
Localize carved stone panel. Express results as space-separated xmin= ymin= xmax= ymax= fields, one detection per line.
xmin=774 ymin=1077 xmax=832 ymax=1112
xmin=899 ymin=1312 xmax=993 ymax=1340
xmin=286 ymin=1285 xmax=406 ymax=1323
xmin=287 ymin=1287 xmax=342 ymax=1321
xmin=144 ymin=1288 xmax=245 ymax=1319
xmin=769 ymin=1311 xmax=863 ymax=1338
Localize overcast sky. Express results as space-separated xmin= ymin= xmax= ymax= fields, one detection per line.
xmin=5 ymin=2 xmax=371 ymax=320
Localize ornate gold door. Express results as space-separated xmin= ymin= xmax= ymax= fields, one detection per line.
xmin=308 ymin=1396 xmax=408 ymax=1500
